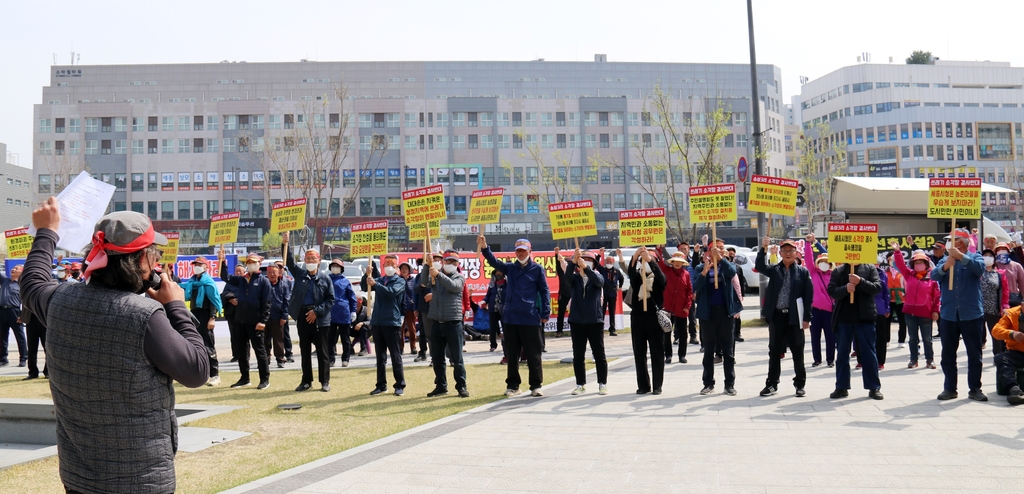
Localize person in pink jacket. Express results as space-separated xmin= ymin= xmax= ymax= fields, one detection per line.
xmin=805 ymin=234 xmax=835 ymax=367
xmin=891 ymin=244 xmax=940 ymax=369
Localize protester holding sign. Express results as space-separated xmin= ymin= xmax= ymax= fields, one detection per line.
xmin=626 ymin=246 xmax=666 ymax=395
xmin=564 ymin=249 xmax=608 ymax=396
xmin=693 ymin=243 xmax=743 ymax=396
xmin=827 ymin=257 xmax=884 ymax=400
xmin=805 ymin=234 xmax=836 ymax=368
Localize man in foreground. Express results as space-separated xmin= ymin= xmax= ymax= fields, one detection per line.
xmin=20 ymin=199 xmax=208 ymax=493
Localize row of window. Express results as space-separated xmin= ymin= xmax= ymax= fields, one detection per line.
xmin=5 ymin=198 xmax=31 ymax=208
xmin=802 ymin=81 xmax=1020 ymax=110
xmin=807 ymin=102 xmax=1024 ymax=130
xmin=4 ymin=178 xmax=30 ymax=188
xmin=844 ymin=122 xmax=1022 ymax=160
xmin=39 ymin=115 xmax=267 ymax=134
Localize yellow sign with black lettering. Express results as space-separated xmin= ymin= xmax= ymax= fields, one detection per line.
xmin=689 ymin=183 xmax=737 ymax=223
xmin=208 ymin=212 xmax=240 ymax=245
xmin=618 ymin=209 xmax=666 ymax=247
xmin=270 ymin=198 xmax=307 ymax=234
xmin=159 ymin=232 xmax=180 ymax=264
xmin=468 ymin=188 xmax=504 ymax=224
xmin=548 ymin=200 xmax=598 ymax=240
xmin=827 ymin=223 xmax=879 ymax=265
xmin=351 ymin=220 xmax=389 ymax=257
xmin=4 ymin=228 xmax=32 ymax=259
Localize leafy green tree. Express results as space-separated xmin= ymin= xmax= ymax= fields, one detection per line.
xmin=795 ymin=122 xmax=847 ymax=234
xmin=906 ymin=50 xmax=933 ymax=64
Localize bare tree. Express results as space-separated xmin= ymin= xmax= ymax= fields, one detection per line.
xmin=37 ymin=148 xmax=87 ymax=200
xmin=501 ymin=128 xmax=582 ymax=210
xmin=795 ymin=121 xmax=847 ymax=234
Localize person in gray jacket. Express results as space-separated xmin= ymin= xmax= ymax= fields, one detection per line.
xmin=368 ymin=254 xmax=407 ymax=396
xmin=564 ymin=249 xmax=608 ymax=396
xmin=426 ymin=249 xmax=469 ymax=398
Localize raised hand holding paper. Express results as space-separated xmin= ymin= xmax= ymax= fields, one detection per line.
xmin=28 ymin=171 xmax=116 ymax=253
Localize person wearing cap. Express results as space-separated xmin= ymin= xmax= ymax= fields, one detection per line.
xmin=600 ymin=254 xmax=624 ymax=337
xmin=21 ymin=200 xmax=208 ymax=493
xmin=756 ymin=237 xmax=814 ymax=397
xmin=993 ymin=242 xmax=1024 ymax=311
xmin=219 ymin=250 xmax=273 ymax=390
xmin=328 ymin=258 xmax=357 ymax=367
xmin=399 ymin=261 xmax=419 ymax=356
xmin=266 ymin=261 xmax=292 ymax=368
xmin=280 ymin=233 xmax=336 ymax=392
xmin=564 ymin=249 xmax=608 ymax=396
xmin=805 ymin=234 xmax=836 ymax=368
xmin=426 ymin=249 xmax=469 ymax=398
xmin=656 ymin=247 xmax=694 ymax=364
xmin=478 ymin=236 xmax=551 ymax=397
xmin=178 ymin=256 xmax=223 ymax=386
xmin=694 ymin=241 xmax=743 ymax=396
xmin=982 ymin=234 xmax=998 ymax=252
xmin=414 ymin=252 xmax=443 ymax=362
xmin=68 ymin=261 xmax=82 ymax=281
xmin=484 ymin=269 xmax=507 ymax=356
xmin=883 ymin=250 xmax=908 ymax=349
xmin=273 ymin=260 xmax=296 ymax=363
xmin=827 ymin=246 xmax=884 ymax=400
xmin=891 ymin=242 xmax=941 ymax=369
xmin=931 ymin=228 xmax=988 ymax=401
xmin=367 ymin=253 xmax=407 ymax=396
xmin=554 ymin=246 xmax=573 ymax=339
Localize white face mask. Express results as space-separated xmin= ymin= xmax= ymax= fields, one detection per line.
xmin=584 ymin=261 xmax=594 ymax=270
xmin=193 ymin=265 xmax=206 ymax=275
xmin=914 ymin=263 xmax=928 ymax=273
xmin=605 ymin=263 xmax=614 ymax=268
xmin=944 ymin=241 xmax=952 ymax=251
xmin=443 ymin=264 xmax=457 ymax=274
xmin=518 ymin=257 xmax=530 ymax=265
xmin=984 ymin=256 xmax=995 ymax=267
xmin=305 ymin=261 xmax=319 ymax=273
xmin=817 ymin=262 xmax=830 ymax=272
xmin=330 ymin=266 xmax=341 ymax=274
xmin=432 ymin=261 xmax=442 ymax=271
xmin=57 ymin=271 xmax=67 ymax=279
xmin=247 ymin=263 xmax=260 ymax=273
xmin=384 ymin=266 xmax=397 ymax=276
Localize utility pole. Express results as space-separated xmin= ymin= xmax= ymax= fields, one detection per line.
xmin=747 ymin=0 xmax=765 ymax=242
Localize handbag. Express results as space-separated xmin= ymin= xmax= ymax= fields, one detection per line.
xmin=657 ymin=309 xmax=674 ymax=333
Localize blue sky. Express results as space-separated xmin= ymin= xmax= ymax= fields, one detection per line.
xmin=3 ymin=0 xmax=1021 ymax=163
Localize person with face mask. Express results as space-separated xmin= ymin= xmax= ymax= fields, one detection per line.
xmin=805 ymin=234 xmax=836 ymax=368
xmin=479 ymin=236 xmax=551 ymax=397
xmin=327 ymin=258 xmax=357 ymax=367
xmin=884 ymin=251 xmax=908 ymax=349
xmin=484 ymin=270 xmax=507 ymax=355
xmin=414 ymin=253 xmax=442 ymax=362
xmin=178 ymin=257 xmax=223 ymax=385
xmin=425 ymin=250 xmax=469 ymax=398
xmin=564 ymin=250 xmax=607 ymax=396
xmin=219 ymin=250 xmax=272 ymax=390
xmin=0 ymin=263 xmax=27 ymax=368
xmin=757 ymin=238 xmax=814 ymax=397
xmin=599 ymin=253 xmax=623 ymax=337
xmin=398 ymin=262 xmax=418 ymax=356
xmin=21 ymin=203 xmax=208 ymax=493
xmin=68 ymin=262 xmax=82 ymax=281
xmin=265 ymin=263 xmax=292 ymax=368
xmin=890 ymin=245 xmax=940 ymax=369
xmin=980 ymin=248 xmax=1010 ymax=357
xmin=931 ymin=228 xmax=988 ymax=401
xmin=655 ymin=248 xmax=694 ymax=364
xmin=993 ymin=243 xmax=1024 ymax=310
xmin=626 ymin=246 xmax=667 ymax=394
xmin=280 ymin=233 xmax=335 ymax=392
xmin=695 ymin=242 xmax=743 ymax=396
xmin=367 ymin=254 xmax=407 ymax=396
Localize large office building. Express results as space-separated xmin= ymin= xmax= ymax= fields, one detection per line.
xmin=33 ymin=58 xmax=785 ymax=252
xmin=0 ymin=142 xmax=34 ymax=233
xmin=798 ymin=60 xmax=1024 ymax=228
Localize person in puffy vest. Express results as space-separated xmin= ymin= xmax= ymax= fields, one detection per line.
xmin=21 ymin=202 xmax=208 ymax=494
xmin=328 ymin=258 xmax=358 ymax=368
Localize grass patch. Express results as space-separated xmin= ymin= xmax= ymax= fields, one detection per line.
xmin=741 ymin=318 xmax=768 ymax=328
xmin=0 ymin=361 xmax=579 ymax=494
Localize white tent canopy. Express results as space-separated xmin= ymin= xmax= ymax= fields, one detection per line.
xmin=829 ymin=177 xmax=1015 ymax=215
xmin=983 ymin=216 xmax=1012 ymax=243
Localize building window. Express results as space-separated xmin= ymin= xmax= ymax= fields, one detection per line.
xmin=161 ymin=201 xmax=174 ymax=220
xmin=85 ymin=140 xmax=98 ymax=155
xmin=39 ymin=119 xmax=51 ymax=133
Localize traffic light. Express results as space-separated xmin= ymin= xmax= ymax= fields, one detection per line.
xmin=796 ymin=184 xmax=806 ymax=207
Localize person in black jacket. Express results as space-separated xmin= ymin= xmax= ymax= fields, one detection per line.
xmin=219 ymin=250 xmax=272 ymax=389
xmin=282 ymin=232 xmax=336 ymax=392
xmin=564 ymin=249 xmax=607 ymax=396
xmin=828 ymin=262 xmax=885 ymax=400
xmin=555 ymin=245 xmax=572 ymax=338
xmin=627 ymin=246 xmax=667 ymax=395
xmin=601 ymin=253 xmax=624 ymax=337
xmin=755 ymin=237 xmax=814 ymax=398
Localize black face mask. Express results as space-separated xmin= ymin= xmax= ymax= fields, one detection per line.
xmin=137 ymin=270 xmax=162 ymax=294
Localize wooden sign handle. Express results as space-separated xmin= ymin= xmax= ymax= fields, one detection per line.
xmin=948 ymin=218 xmax=955 ymax=291
xmin=850 ymin=264 xmax=856 ymax=303
xmin=711 ymin=222 xmax=719 ymax=289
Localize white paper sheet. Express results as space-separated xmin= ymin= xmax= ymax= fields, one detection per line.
xmin=28 ymin=171 xmax=116 ymax=254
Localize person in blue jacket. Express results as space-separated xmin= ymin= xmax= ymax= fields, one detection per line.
xmin=367 ymin=254 xmax=407 ymax=396
xmin=478 ymin=235 xmax=551 ymax=398
xmin=694 ymin=243 xmax=744 ymax=397
xmin=565 ymin=249 xmax=608 ymax=396
xmin=281 ymin=233 xmax=336 ymax=393
xmin=219 ymin=250 xmax=272 ymax=390
xmin=179 ymin=256 xmax=223 ymax=386
xmin=328 ymin=258 xmax=358 ymax=368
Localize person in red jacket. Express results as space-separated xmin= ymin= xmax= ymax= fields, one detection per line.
xmin=656 ymin=247 xmax=694 ymax=364
xmin=890 ymin=244 xmax=940 ymax=369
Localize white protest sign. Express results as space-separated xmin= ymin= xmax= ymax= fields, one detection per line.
xmin=28 ymin=171 xmax=116 ymax=253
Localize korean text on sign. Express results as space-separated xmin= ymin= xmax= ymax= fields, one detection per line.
xmin=747 ymin=175 xmax=798 ymax=217
xmin=927 ymin=178 xmax=981 ymax=219
xmin=403 ymin=185 xmax=448 ymax=226
xmin=689 ymin=183 xmax=738 ymax=224
xmin=618 ymin=208 xmax=666 ymax=247
xmin=408 ymin=219 xmax=441 ymax=241
xmin=208 ymin=211 xmax=240 ymax=245
xmin=548 ymin=200 xmax=598 ymax=240
xmin=467 ymin=188 xmax=504 ymax=224
xmin=159 ymin=232 xmax=180 ymax=265
xmin=4 ymin=228 xmax=33 ymax=259
xmin=351 ymin=220 xmax=389 ymax=257
xmin=827 ymin=223 xmax=879 ymax=265
xmin=270 ymin=198 xmax=308 ymax=234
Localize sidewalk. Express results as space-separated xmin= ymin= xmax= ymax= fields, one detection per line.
xmin=225 ymin=327 xmax=1023 ymax=493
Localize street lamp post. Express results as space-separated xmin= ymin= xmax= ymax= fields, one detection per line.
xmin=747 ymin=0 xmax=770 ymax=306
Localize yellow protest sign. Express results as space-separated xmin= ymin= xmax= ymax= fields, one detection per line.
xmin=548 ymin=200 xmax=598 ymax=240
xmin=927 ymin=178 xmax=981 ymax=218
xmin=468 ymin=188 xmax=504 ymax=224
xmin=618 ymin=208 xmax=666 ymax=247
xmin=747 ymin=175 xmax=798 ymax=217
xmin=159 ymin=232 xmax=180 ymax=264
xmin=270 ymin=198 xmax=307 ymax=234
xmin=827 ymin=223 xmax=879 ymax=265
xmin=208 ymin=212 xmax=240 ymax=245
xmin=408 ymin=220 xmax=441 ymax=241
xmin=403 ymin=185 xmax=447 ymax=226
xmin=4 ymin=228 xmax=32 ymax=258
xmin=689 ymin=183 xmax=737 ymax=224
xmin=351 ymin=220 xmax=389 ymax=257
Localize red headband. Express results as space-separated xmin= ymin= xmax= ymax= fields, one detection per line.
xmin=83 ymin=227 xmax=156 ymax=281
